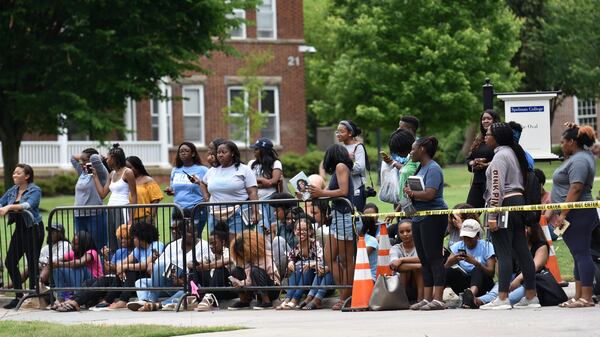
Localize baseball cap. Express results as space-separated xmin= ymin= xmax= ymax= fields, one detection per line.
xmin=47 ymin=223 xmax=65 ymax=232
xmin=250 ymin=137 xmax=273 ymax=150
xmin=459 ymin=219 xmax=481 ymax=238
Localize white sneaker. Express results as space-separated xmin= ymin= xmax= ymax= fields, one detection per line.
xmin=480 ymin=297 xmax=512 ymax=310
xmin=196 ymin=293 xmax=219 ymax=312
xmin=513 ymin=296 xmax=541 ymax=309
xmin=126 ymin=300 xmax=147 ymax=312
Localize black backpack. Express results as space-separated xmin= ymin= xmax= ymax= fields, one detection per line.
xmin=523 ymin=171 xmax=541 ymax=226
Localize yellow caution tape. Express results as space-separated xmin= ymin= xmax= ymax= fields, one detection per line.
xmin=353 ymin=200 xmax=600 ymax=219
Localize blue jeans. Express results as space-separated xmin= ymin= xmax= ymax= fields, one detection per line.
xmin=207 ymin=204 xmax=261 ymax=234
xmin=477 ymin=274 xmax=525 ymax=305
xmin=307 ymin=272 xmax=334 ymax=300
xmin=285 ymin=268 xmax=316 ymax=300
xmin=173 ymin=207 xmax=207 ymax=237
xmin=75 ymin=211 xmax=108 ymax=251
xmin=53 ymin=266 xmax=92 ymax=301
xmin=135 ymin=261 xmax=175 ymax=302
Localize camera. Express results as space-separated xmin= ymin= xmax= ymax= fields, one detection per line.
xmin=85 ymin=163 xmax=93 ymax=175
xmin=365 ymin=186 xmax=377 ymax=198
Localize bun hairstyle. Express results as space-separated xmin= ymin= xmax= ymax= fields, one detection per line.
xmin=339 ymin=120 xmax=362 ymax=138
xmin=563 ymin=125 xmax=596 ymax=148
xmin=490 ymin=122 xmax=529 ymax=186
xmin=388 ymin=128 xmax=415 ymax=156
xmin=415 ymin=136 xmax=439 ymax=158
xmin=108 ymin=143 xmax=127 ymax=169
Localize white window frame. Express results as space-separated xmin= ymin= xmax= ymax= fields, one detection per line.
xmin=182 ymin=85 xmax=205 ymax=146
xmin=227 ymin=86 xmax=250 ymax=146
xmin=229 ymin=9 xmax=246 ymax=40
xmin=124 ymin=98 xmax=137 ymax=141
xmin=256 ymin=0 xmax=277 ymax=40
xmin=259 ymin=86 xmax=280 ymax=145
xmin=150 ymin=86 xmax=173 ymax=145
xmin=573 ymin=96 xmax=598 ymax=131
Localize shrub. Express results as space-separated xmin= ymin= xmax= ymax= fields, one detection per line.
xmin=53 ymin=174 xmax=78 ymax=195
xmin=36 ymin=179 xmax=57 ymax=196
xmin=281 ymin=150 xmax=324 ymax=178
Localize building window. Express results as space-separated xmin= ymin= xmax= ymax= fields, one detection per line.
xmin=576 ymin=98 xmax=597 ymax=130
xmin=227 ymin=86 xmax=280 ymax=146
xmin=229 ymin=9 xmax=246 ymax=39
xmin=259 ymin=87 xmax=280 ymax=144
xmin=182 ymin=85 xmax=205 ymax=145
xmin=124 ymin=98 xmax=137 ymax=141
xmin=150 ymin=86 xmax=173 ymax=145
xmin=256 ymin=0 xmax=276 ymax=39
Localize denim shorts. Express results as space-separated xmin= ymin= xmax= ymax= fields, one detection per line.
xmin=329 ymin=209 xmax=356 ymax=241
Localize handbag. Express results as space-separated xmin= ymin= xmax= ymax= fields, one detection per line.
xmin=209 ymin=205 xmax=239 ymax=222
xmin=535 ymin=270 xmax=568 ymax=306
xmin=399 ymin=197 xmax=417 ymax=217
xmin=368 ymin=275 xmax=410 ymax=311
xmin=379 ymin=162 xmax=400 ymax=204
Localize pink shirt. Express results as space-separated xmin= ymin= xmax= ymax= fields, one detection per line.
xmin=64 ymin=249 xmax=103 ymax=278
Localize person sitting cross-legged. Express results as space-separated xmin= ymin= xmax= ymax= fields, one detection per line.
xmin=444 ymin=219 xmax=496 ymax=309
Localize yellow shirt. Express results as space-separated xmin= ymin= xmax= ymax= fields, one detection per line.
xmin=132 ymin=180 xmax=164 ymax=220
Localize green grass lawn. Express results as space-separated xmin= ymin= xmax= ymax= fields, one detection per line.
xmin=6 ymin=162 xmax=590 ymax=284
xmin=0 ymin=321 xmax=241 ymax=337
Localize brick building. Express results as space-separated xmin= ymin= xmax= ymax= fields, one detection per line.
xmin=3 ymin=0 xmax=307 ymax=169
xmin=551 ymin=96 xmax=598 ymax=145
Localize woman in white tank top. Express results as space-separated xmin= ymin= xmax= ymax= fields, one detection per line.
xmin=93 ymin=144 xmax=137 ymax=251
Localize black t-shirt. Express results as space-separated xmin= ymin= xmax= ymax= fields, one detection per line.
xmin=467 ymin=141 xmax=495 ymax=184
xmin=513 ymin=239 xmax=548 ymax=274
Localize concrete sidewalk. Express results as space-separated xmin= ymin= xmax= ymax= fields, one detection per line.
xmin=0 ymin=284 xmax=597 ymax=337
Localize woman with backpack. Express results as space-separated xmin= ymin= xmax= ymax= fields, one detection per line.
xmin=336 ymin=120 xmax=368 ymax=212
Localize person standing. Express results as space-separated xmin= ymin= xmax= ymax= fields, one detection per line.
xmin=552 ymin=124 xmax=599 ymax=308
xmin=0 ymin=164 xmax=44 ymax=309
xmin=164 ymin=142 xmax=208 ymax=236
xmin=403 ymin=137 xmax=448 ymax=310
xmin=71 ymin=148 xmax=109 ymax=253
xmin=126 ymin=156 xmax=164 ymax=222
xmin=480 ymin=122 xmax=539 ymax=310
xmin=93 ymin=144 xmax=137 ymax=252
xmin=248 ymin=137 xmax=283 ymax=228
xmin=466 ymin=109 xmax=500 ymax=208
xmin=336 ymin=120 xmax=367 ymax=212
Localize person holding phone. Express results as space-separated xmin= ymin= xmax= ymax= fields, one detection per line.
xmin=71 ymin=148 xmax=109 ymax=251
xmin=466 ymin=109 xmax=500 ymax=208
xmin=444 ymin=219 xmax=496 ymax=309
xmin=165 ymin=142 xmax=208 ymax=236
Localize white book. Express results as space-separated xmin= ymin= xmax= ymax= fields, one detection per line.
xmin=407 ymin=175 xmax=425 ymax=192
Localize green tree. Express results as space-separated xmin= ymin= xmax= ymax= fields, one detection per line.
xmin=542 ymin=0 xmax=600 ymax=100
xmin=310 ymin=1 xmax=523 ymax=135
xmin=0 ymin=0 xmax=257 ymax=188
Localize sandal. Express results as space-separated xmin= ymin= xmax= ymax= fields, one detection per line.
xmin=138 ymin=302 xmax=161 ymax=311
xmin=276 ymin=300 xmax=291 ymax=310
xmin=558 ymin=298 xmax=577 ymax=308
xmin=56 ymin=301 xmax=80 ymax=312
xmin=331 ymin=300 xmax=344 ymax=311
xmin=563 ymin=298 xmax=594 ymax=308
xmin=303 ymin=301 xmax=322 ymax=310
xmin=281 ymin=301 xmax=296 ymax=310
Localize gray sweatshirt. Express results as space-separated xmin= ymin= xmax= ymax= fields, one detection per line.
xmin=71 ymin=154 xmax=109 ymax=217
xmin=484 ymin=146 xmax=524 ymax=220
xmin=344 ymin=143 xmax=366 ymax=190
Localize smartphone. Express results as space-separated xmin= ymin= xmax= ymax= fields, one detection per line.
xmin=380 ymin=151 xmax=389 ymax=157
xmin=182 ymin=170 xmax=196 ymax=183
xmin=85 ymin=163 xmax=93 ymax=175
xmin=457 ymin=248 xmax=467 ymax=255
xmin=228 ymin=276 xmax=237 ymax=284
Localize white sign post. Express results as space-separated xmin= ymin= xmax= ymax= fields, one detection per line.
xmin=497 ymin=92 xmax=559 ymax=160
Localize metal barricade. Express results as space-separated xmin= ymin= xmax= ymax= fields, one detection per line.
xmin=187 ymin=197 xmax=358 ymax=297
xmin=46 ymin=203 xmax=195 ymax=308
xmin=0 ymin=210 xmax=41 ymax=302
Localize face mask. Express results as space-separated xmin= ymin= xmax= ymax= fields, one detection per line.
xmin=391 ymin=153 xmax=407 ymax=164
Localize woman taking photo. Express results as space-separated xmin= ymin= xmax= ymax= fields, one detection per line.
xmin=248 ymin=137 xmax=283 ymax=227
xmin=466 ymin=109 xmax=500 ymax=208
xmin=200 ymin=140 xmax=259 ymax=241
xmin=71 ymin=148 xmax=109 ymax=251
xmin=402 ymin=137 xmax=448 ymax=310
xmin=165 ymin=142 xmax=208 ymax=236
xmin=309 ymin=144 xmax=357 ymax=310
xmin=0 ymin=164 xmax=44 ymax=309
xmin=480 ymin=122 xmax=538 ymax=310
xmin=94 ymin=144 xmax=137 ymax=252
xmin=126 ymin=156 xmax=164 ymax=223
xmin=552 ymin=124 xmax=598 ymax=308
xmin=336 ymin=120 xmax=367 ymax=212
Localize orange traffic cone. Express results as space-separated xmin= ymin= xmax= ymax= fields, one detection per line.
xmin=540 ymin=216 xmax=565 ymax=284
xmin=376 ymin=223 xmax=393 ymax=278
xmin=349 ymin=236 xmax=375 ymax=311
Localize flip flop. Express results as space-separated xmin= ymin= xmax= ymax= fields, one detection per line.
xmin=303 ymin=301 xmax=322 ymax=310
xmin=559 ymin=298 xmax=577 ymax=308
xmin=56 ymin=301 xmax=79 ymax=312
xmin=331 ymin=300 xmax=344 ymax=311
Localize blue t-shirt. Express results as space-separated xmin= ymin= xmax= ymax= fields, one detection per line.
xmin=450 ymin=240 xmax=495 ymax=274
xmin=110 ymin=248 xmax=131 ymax=264
xmin=132 ymin=241 xmax=164 ymax=263
xmin=412 ymin=160 xmax=447 ymax=222
xmin=365 ymin=234 xmax=379 ymax=281
xmin=171 ymin=165 xmax=208 ymax=209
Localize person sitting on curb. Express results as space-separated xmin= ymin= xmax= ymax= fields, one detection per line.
xmin=444 ymin=219 xmax=496 ymax=309
xmin=390 ymin=219 xmax=423 ymax=303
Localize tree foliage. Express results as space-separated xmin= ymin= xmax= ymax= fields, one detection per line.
xmin=0 ymin=0 xmax=257 ymax=187
xmin=309 ymin=0 xmax=523 ymax=135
